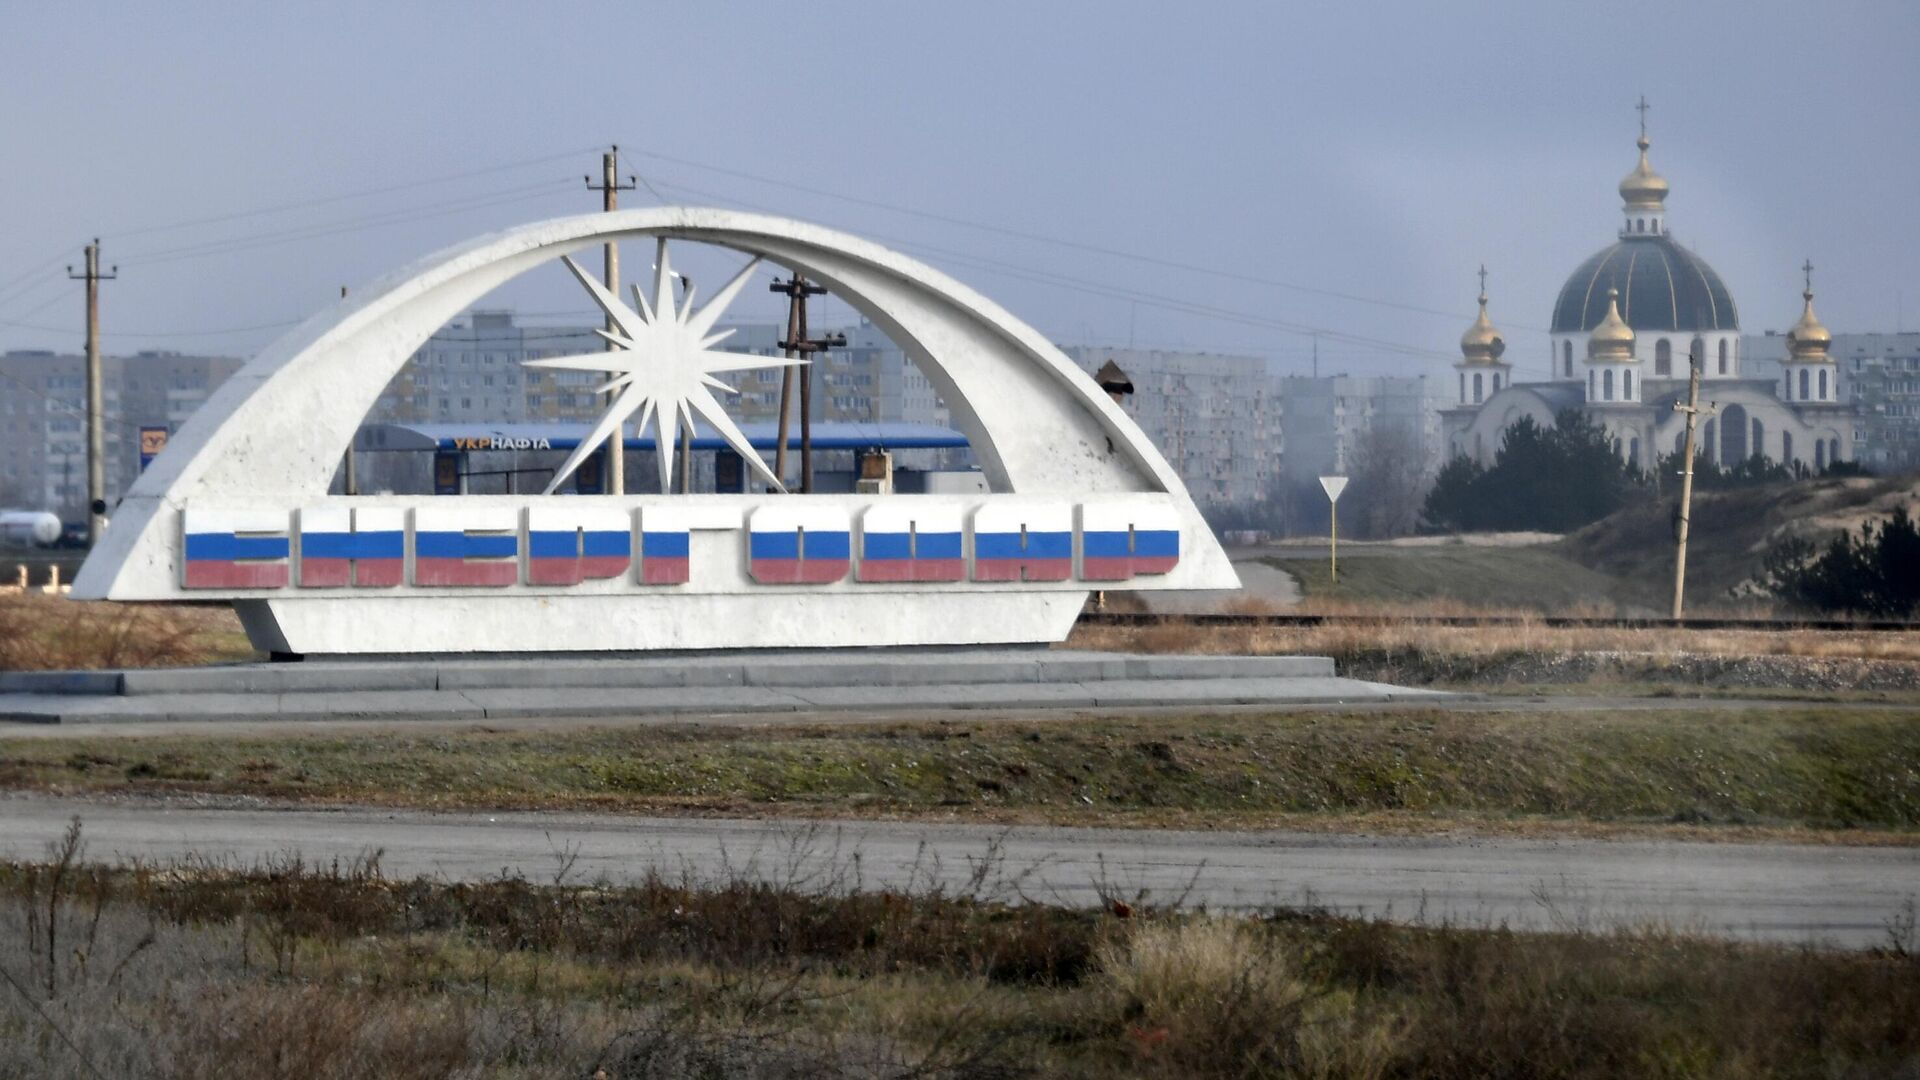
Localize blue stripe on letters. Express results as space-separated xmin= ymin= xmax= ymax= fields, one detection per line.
xmin=974 ymin=533 xmax=1024 ymax=560
xmin=864 ymin=533 xmax=911 ymax=560
xmin=1134 ymin=530 xmax=1179 ymax=558
xmin=805 ymin=532 xmax=850 ymax=559
xmin=1082 ymin=531 xmax=1130 ymax=558
xmin=301 ymin=530 xmax=403 ymax=561
xmin=642 ymin=532 xmax=688 ymax=558
xmin=750 ymin=532 xmax=799 ymax=560
xmin=527 ymin=531 xmax=625 ymax=559
xmin=185 ymin=533 xmax=289 ymax=561
xmin=582 ymin=531 xmax=629 ymax=558
xmin=415 ymin=531 xmax=516 ymax=559
xmin=1026 ymin=532 xmax=1072 ymax=559
xmin=918 ymin=532 xmax=962 ymax=559
xmin=528 ymin=531 xmax=574 ymax=559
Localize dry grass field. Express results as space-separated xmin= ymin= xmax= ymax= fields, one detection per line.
xmin=3 ymin=825 xmax=1917 ymax=1079
xmin=6 ymin=706 xmax=1916 ymax=840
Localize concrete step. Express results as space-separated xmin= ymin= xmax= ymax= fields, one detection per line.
xmin=1 ymin=650 xmax=1336 ymax=698
xmin=0 ymin=673 xmax=1445 ymax=725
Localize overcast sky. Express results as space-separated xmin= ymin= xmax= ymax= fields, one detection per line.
xmin=2 ymin=1 xmax=1914 ymax=380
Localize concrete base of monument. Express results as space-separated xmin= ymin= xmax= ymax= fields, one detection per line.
xmin=0 ymin=649 xmax=1448 ymax=725
xmin=230 ymin=592 xmax=1096 ymax=655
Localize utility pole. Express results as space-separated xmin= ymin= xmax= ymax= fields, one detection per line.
xmin=1671 ymin=350 xmax=1714 ymax=619
xmin=587 ymin=146 xmax=635 ymax=494
xmin=67 ymin=240 xmax=115 ymax=546
xmin=678 ymin=274 xmax=694 ymax=493
xmin=767 ymin=274 xmax=842 ymax=492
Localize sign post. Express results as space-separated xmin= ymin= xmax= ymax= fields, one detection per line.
xmin=1318 ymin=475 xmax=1348 ymax=585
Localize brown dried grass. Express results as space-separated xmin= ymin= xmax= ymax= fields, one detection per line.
xmin=1070 ymin=616 xmax=1920 ymax=666
xmin=0 ymin=594 xmax=251 ymax=671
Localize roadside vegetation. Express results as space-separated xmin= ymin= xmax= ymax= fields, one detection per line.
xmin=5 ymin=706 xmax=1916 ymax=839
xmin=1766 ymin=506 xmax=1920 ymax=618
xmin=4 ymin=823 xmax=1917 ymax=1078
xmin=1072 ymin=614 xmax=1920 ymax=700
xmin=0 ymin=592 xmax=250 ymax=671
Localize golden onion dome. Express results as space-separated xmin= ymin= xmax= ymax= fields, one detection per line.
xmin=1459 ymin=286 xmax=1506 ymax=364
xmin=1619 ymin=134 xmax=1670 ymax=210
xmin=1587 ymin=287 xmax=1637 ymax=360
xmin=1787 ymin=279 xmax=1832 ymax=362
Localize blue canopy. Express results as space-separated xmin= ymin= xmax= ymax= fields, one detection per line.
xmin=356 ymin=421 xmax=970 ymax=453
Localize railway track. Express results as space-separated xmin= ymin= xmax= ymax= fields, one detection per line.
xmin=1078 ymin=611 xmax=1918 ymax=633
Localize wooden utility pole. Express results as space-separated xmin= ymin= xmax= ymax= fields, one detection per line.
xmin=1671 ymin=350 xmax=1714 ymax=619
xmin=586 ymin=146 xmax=635 ymax=494
xmin=767 ymin=275 xmax=841 ymax=492
xmin=67 ymin=240 xmax=115 ymax=546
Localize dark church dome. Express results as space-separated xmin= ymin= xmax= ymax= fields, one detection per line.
xmin=1551 ymin=233 xmax=1739 ymax=335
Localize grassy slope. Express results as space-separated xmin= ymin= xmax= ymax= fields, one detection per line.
xmin=1267 ymin=545 xmax=1653 ymax=612
xmin=7 ymin=706 xmax=1918 ymax=836
xmin=1558 ymin=473 xmax=1920 ymax=607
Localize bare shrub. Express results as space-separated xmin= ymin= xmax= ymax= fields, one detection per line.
xmin=1094 ymin=918 xmax=1395 ymax=1079
xmin=0 ymin=593 xmax=248 ymax=671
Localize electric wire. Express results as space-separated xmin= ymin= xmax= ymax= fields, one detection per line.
xmin=118 ymin=178 xmax=576 ymax=267
xmin=101 ymin=146 xmax=598 ymax=241
xmin=630 ymin=146 xmax=1550 ymax=333
xmin=644 ymin=176 xmax=1459 ymax=363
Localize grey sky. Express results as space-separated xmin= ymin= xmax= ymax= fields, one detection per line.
xmin=2 ymin=1 xmax=1914 ymax=380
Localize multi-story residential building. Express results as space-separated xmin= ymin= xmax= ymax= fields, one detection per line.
xmin=1057 ymin=345 xmax=1277 ymax=510
xmin=374 ymin=311 xmax=927 ymax=429
xmin=1747 ymin=330 xmax=1920 ymax=470
xmin=0 ymin=348 xmax=244 ymax=517
xmin=1275 ymin=374 xmax=1448 ymax=482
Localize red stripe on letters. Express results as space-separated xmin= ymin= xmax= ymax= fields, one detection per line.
xmin=641 ymin=557 xmax=689 ymax=585
xmin=355 ymin=559 xmax=404 ymax=587
xmin=299 ymin=558 xmax=351 ymax=588
xmin=526 ymin=557 xmax=581 ymax=586
xmin=974 ymin=557 xmax=1072 ymax=583
xmin=1080 ymin=556 xmax=1135 ymax=581
xmin=184 ymin=562 xmax=289 ymax=589
xmin=414 ymin=557 xmax=517 ymax=587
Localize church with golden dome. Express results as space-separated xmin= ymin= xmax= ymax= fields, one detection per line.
xmin=1443 ymin=105 xmax=1851 ymax=473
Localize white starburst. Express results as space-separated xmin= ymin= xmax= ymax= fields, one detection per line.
xmin=527 ymin=239 xmax=804 ymax=495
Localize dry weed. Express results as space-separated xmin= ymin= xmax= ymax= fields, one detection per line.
xmin=0 ymin=593 xmax=249 ymax=671
xmin=1095 ymin=919 xmax=1395 ymax=1080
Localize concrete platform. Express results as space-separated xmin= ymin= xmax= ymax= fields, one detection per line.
xmin=0 ymin=649 xmax=1446 ymax=725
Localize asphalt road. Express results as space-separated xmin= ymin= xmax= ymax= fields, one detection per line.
xmin=3 ymin=795 xmax=1914 ymax=948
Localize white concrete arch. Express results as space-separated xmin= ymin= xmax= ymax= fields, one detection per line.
xmin=74 ymin=208 xmax=1236 ymax=653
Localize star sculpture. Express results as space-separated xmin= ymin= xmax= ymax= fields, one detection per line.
xmin=527 ymin=239 xmax=804 ymax=495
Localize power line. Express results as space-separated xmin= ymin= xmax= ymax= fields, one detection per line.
xmin=0 ymin=246 xmax=79 ymax=307
xmin=118 ymin=178 xmax=573 ymax=266
xmin=630 ymin=146 xmax=1548 ymax=332
xmin=101 ymin=146 xmax=597 ymax=241
xmin=645 ymin=176 xmax=1459 ymax=364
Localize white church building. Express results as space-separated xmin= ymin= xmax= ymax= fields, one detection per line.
xmin=1443 ymin=114 xmax=1850 ymax=473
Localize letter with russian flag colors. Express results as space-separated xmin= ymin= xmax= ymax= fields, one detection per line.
xmin=971 ymin=503 xmax=1072 ymax=582
xmin=181 ymin=509 xmax=291 ymax=589
xmin=749 ymin=504 xmax=851 ymax=584
xmin=527 ymin=506 xmax=632 ymax=586
xmin=857 ymin=503 xmax=964 ymax=582
xmin=412 ymin=506 xmax=518 ymax=587
xmin=637 ymin=506 xmax=692 ymax=585
xmin=1079 ymin=502 xmax=1182 ymax=581
xmin=297 ymin=506 xmax=404 ymax=587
